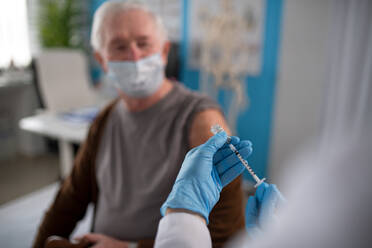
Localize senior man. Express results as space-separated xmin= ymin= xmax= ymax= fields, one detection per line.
xmin=33 ymin=1 xmax=245 ymax=248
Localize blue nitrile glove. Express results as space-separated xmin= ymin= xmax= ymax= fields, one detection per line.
xmin=246 ymin=182 xmax=285 ymax=231
xmin=214 ymin=136 xmax=253 ymax=187
xmin=161 ymin=131 xmax=253 ymax=223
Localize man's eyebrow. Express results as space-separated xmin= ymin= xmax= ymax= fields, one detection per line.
xmin=136 ymin=35 xmax=150 ymax=41
xmin=109 ymin=37 xmax=127 ymax=44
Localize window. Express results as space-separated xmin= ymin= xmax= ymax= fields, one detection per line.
xmin=0 ymin=0 xmax=31 ymax=68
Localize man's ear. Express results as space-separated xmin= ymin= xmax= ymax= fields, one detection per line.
xmin=161 ymin=41 xmax=171 ymax=65
xmin=94 ymin=51 xmax=108 ymax=73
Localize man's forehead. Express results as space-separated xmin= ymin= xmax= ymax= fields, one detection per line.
xmin=101 ymin=9 xmax=160 ymax=46
xmin=105 ymin=9 xmax=157 ymax=33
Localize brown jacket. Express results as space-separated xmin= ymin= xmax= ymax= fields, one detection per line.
xmin=33 ymin=99 xmax=245 ymax=248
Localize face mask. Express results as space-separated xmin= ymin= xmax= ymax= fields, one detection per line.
xmin=107 ymin=53 xmax=165 ymax=98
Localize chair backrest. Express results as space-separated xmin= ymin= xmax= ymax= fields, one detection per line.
xmin=35 ymin=48 xmax=96 ymax=112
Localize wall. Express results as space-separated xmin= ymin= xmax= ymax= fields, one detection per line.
xmin=181 ymin=0 xmax=283 ymax=182
xmin=269 ymin=0 xmax=332 ymax=183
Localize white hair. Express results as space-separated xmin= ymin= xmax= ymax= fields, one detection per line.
xmin=90 ymin=0 xmax=168 ymax=51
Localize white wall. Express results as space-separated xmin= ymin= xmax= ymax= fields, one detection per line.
xmin=269 ymin=0 xmax=332 ymax=183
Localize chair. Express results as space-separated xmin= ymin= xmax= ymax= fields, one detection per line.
xmin=33 ymin=49 xmax=99 ymax=178
xmin=34 ymin=48 xmax=97 ymax=113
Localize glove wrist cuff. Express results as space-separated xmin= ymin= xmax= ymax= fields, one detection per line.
xmin=160 ymin=179 xmax=220 ymax=223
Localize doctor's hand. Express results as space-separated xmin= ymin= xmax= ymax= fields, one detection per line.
xmin=161 ymin=131 xmax=253 ymax=223
xmin=246 ymin=183 xmax=285 ymax=233
xmin=75 ymin=233 xmax=129 ymax=248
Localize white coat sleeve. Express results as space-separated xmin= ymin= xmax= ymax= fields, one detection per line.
xmin=154 ymin=213 xmax=212 ymax=248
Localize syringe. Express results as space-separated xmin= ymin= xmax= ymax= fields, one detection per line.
xmin=211 ymin=124 xmax=266 ymax=188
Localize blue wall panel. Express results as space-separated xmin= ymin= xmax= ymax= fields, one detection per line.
xmin=180 ymin=0 xmax=283 ymax=181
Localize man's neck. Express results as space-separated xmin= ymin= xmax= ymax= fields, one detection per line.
xmin=120 ymin=79 xmax=174 ymax=112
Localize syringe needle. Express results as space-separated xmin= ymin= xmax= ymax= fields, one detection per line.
xmin=211 ymin=124 xmax=266 ymax=188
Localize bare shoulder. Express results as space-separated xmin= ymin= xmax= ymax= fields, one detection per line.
xmin=189 ymin=109 xmax=231 ymax=148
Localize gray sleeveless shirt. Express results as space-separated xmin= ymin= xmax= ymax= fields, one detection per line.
xmin=94 ymin=82 xmax=220 ymax=240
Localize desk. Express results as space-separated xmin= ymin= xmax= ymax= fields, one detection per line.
xmin=19 ymin=112 xmax=90 ymax=178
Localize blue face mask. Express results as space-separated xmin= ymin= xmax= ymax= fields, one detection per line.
xmin=107 ymin=53 xmax=165 ymax=98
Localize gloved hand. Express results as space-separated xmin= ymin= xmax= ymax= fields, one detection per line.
xmin=160 ymin=131 xmax=253 ymax=223
xmin=214 ymin=135 xmax=253 ymax=187
xmin=246 ymin=182 xmax=285 ymax=231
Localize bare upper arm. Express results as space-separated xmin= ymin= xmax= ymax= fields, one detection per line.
xmin=188 ymin=108 xmax=231 ymax=148
xmin=188 ymin=109 xmax=245 ymax=247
